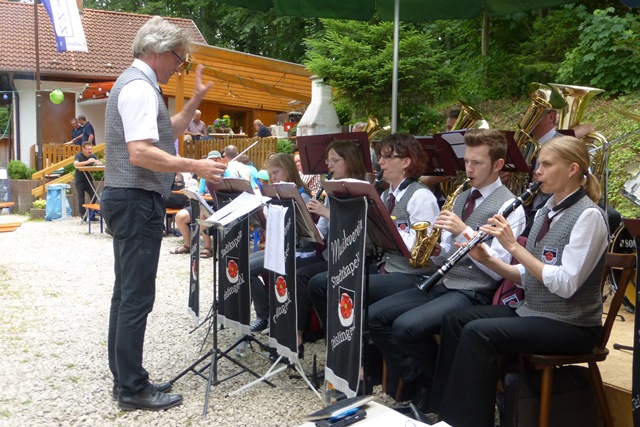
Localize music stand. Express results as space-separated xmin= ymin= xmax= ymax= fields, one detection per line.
xmin=323 ymin=179 xmax=411 ymax=395
xmin=500 ymin=130 xmax=540 ymax=174
xmin=170 ymin=191 xmax=274 ymax=416
xmin=261 ymin=183 xmax=323 ymax=243
xmin=415 ymin=136 xmax=462 ymax=177
xmin=207 ymin=178 xmax=267 ymax=229
xmin=297 ymin=132 xmax=373 ymax=175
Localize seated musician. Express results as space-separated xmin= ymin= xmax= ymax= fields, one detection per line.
xmin=368 ymin=129 xmax=526 ymax=404
xmin=307 ymin=134 xmax=439 ymax=329
xmin=248 ymin=153 xmax=313 ymax=333
xmin=429 ymin=136 xmax=608 ymax=427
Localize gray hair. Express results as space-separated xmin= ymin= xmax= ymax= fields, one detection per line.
xmin=132 ymin=16 xmax=192 ymax=58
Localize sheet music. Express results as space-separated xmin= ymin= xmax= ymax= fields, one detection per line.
xmin=440 ymin=130 xmax=466 ymax=159
xmin=204 ymin=191 xmax=269 ymax=228
xmin=183 ymin=189 xmax=216 ymax=216
xmin=264 ymin=204 xmax=287 ymax=275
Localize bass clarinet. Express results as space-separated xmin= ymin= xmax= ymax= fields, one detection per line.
xmin=417 ymin=181 xmax=541 ymax=295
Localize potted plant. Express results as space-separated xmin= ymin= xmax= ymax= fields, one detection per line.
xmin=8 ymin=160 xmax=38 ymax=213
xmin=30 ymin=198 xmax=46 ymax=219
xmin=213 ymin=115 xmax=232 ymax=133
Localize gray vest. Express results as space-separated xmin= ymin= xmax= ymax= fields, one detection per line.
xmin=104 ymin=67 xmax=175 ymax=196
xmin=442 ymin=185 xmax=514 ymax=294
xmin=383 ymin=181 xmax=436 ymax=276
xmin=517 ymin=197 xmax=606 ymax=327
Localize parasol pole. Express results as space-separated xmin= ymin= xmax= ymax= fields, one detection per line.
xmin=391 ymin=0 xmax=399 ymax=133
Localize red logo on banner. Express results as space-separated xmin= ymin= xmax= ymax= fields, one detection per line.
xmin=275 ymin=275 xmax=288 ymax=303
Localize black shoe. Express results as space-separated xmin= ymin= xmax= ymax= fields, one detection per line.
xmin=250 ymin=318 xmax=268 ymax=333
xmin=112 ymin=381 xmax=173 ymax=401
xmin=268 ymin=345 xmax=304 ymax=364
xmin=118 ymin=386 xmax=182 ymax=411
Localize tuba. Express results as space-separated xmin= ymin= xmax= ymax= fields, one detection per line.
xmin=409 ymin=178 xmax=469 ymax=268
xmin=548 ymin=83 xmax=607 ymax=191
xmin=507 ymin=83 xmax=566 ymax=194
xmin=364 ymin=116 xmax=381 ymax=142
xmin=451 ymin=102 xmax=490 ymax=131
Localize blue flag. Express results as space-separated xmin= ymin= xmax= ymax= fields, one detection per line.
xmin=41 ymin=0 xmax=87 ymax=52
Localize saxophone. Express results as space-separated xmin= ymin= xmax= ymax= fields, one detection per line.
xmin=409 ymin=178 xmax=470 ymax=268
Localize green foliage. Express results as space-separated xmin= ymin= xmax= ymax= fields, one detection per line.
xmin=7 ymin=160 xmax=33 ymax=179
xmin=277 ymin=139 xmax=293 ymax=154
xmin=304 ymin=19 xmax=456 ymax=133
xmin=32 ymin=199 xmax=46 ymax=209
xmin=559 ymin=7 xmax=640 ymax=95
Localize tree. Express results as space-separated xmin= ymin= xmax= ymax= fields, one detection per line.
xmin=304 ymin=19 xmax=457 ymax=133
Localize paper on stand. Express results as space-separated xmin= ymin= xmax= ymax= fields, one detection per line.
xmin=263 ymin=204 xmax=287 ymax=275
xmin=205 ymin=192 xmax=269 ymax=228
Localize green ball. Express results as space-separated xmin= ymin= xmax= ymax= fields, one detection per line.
xmin=49 ymin=89 xmax=64 ymax=104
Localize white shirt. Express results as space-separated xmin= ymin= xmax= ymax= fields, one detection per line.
xmin=383 ymin=180 xmax=440 ymax=251
xmin=118 ymin=59 xmax=163 ymax=144
xmin=515 ymin=190 xmax=608 ymax=298
xmin=432 ymin=177 xmax=526 ymax=281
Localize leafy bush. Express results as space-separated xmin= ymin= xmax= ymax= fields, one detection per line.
xmin=7 ymin=160 xmax=33 ymax=179
xmin=277 ymin=138 xmax=293 ymax=154
xmin=32 ymin=199 xmax=46 ymax=209
xmin=559 ymin=7 xmax=640 ymax=95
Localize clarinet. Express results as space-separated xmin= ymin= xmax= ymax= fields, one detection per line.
xmin=314 ymin=172 xmax=333 ymax=201
xmin=417 ymin=181 xmax=541 ymax=295
xmin=373 ymin=170 xmax=385 ymax=194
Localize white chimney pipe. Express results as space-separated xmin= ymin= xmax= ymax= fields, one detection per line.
xmin=296 ymin=76 xmax=341 ymax=137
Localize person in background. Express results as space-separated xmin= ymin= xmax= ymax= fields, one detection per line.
xmin=353 ymin=121 xmax=381 ymax=173
xmin=222 ymin=145 xmax=252 ymax=181
xmin=183 ymin=109 xmax=207 ymax=142
xmin=101 ymin=16 xmax=225 ymax=412
xmin=253 ymin=119 xmax=272 ymax=140
xmin=73 ymin=142 xmax=103 ymax=219
xmin=78 ymin=114 xmax=95 ymax=145
xmin=445 ymin=108 xmax=461 ymax=132
xmin=65 ymin=117 xmax=84 ymax=145
xmin=430 ymin=136 xmax=608 ymax=427
xmin=294 ymin=152 xmax=320 ymax=195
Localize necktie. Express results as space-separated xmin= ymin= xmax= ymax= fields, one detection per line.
xmin=387 ymin=193 xmax=396 ymax=213
xmin=462 ymin=190 xmax=481 ymax=221
xmin=534 ymin=208 xmax=553 ymax=245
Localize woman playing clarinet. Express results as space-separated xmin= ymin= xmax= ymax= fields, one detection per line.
xmin=429 ymin=136 xmax=609 ymax=427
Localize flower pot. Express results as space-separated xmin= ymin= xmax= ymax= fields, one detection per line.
xmin=30 ymin=208 xmax=45 ymax=219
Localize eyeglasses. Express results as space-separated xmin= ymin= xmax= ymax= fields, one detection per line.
xmin=171 ymin=50 xmax=186 ymax=67
xmin=380 ymin=154 xmax=402 ymax=160
xmin=325 ymin=158 xmax=344 ymax=166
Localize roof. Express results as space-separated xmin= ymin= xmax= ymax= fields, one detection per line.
xmin=1 ymin=2 xmax=312 ymax=111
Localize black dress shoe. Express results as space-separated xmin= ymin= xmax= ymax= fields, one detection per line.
xmin=118 ymin=386 xmax=183 ymax=411
xmin=268 ymin=345 xmax=304 ymax=364
xmin=112 ymin=381 xmax=173 ymax=401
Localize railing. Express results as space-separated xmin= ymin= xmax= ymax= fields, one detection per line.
xmin=183 ymin=137 xmax=279 ymax=170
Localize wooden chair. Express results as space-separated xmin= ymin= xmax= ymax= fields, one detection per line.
xmin=526 ymin=252 xmax=636 ymax=427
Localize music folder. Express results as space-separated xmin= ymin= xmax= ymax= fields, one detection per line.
xmin=500 ymin=130 xmax=536 ymax=173
xmin=207 ymin=177 xmax=267 ymax=229
xmin=261 ymin=183 xmax=323 ymax=243
xmin=322 ymin=179 xmax=410 ymax=258
xmin=296 ymin=132 xmax=373 ymax=175
xmin=415 ymin=135 xmax=462 ymax=176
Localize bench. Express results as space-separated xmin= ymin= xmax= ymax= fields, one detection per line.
xmin=0 ymin=221 xmax=22 ymax=233
xmin=0 ymin=201 xmax=15 ymax=209
xmin=82 ymin=204 xmax=103 ymax=234
xmin=165 ymin=208 xmax=181 ymax=236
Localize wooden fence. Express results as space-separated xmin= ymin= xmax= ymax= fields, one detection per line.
xmin=183 ymin=137 xmax=279 ymax=170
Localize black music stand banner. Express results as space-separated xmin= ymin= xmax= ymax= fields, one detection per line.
xmin=267 ymin=198 xmax=299 ymax=362
xmin=325 ymin=196 xmax=368 ymax=398
xmin=216 ymin=216 xmax=251 ymax=335
xmin=188 ymin=199 xmax=201 ymax=321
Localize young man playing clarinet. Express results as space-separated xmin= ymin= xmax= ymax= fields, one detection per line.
xmin=368 ymin=128 xmax=526 ymax=406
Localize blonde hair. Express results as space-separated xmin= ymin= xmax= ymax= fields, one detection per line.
xmin=542 ymin=136 xmax=601 ymax=203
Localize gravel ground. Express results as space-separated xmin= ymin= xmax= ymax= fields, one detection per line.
xmin=0 ymin=214 xmax=394 ymax=426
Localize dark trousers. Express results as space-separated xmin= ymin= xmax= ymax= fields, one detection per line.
xmin=431 ymin=305 xmax=601 ymax=427
xmin=369 ymin=285 xmax=487 ymax=388
xmin=249 ymin=251 xmax=269 ymax=320
xmin=101 ymin=187 xmax=165 ymax=396
xmin=295 ymin=256 xmax=326 ymax=331
xmin=76 ymin=180 xmax=96 ymax=217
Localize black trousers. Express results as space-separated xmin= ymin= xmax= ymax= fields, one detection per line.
xmin=369 ymin=285 xmax=487 ymax=388
xmin=75 ymin=180 xmax=96 ymax=217
xmin=101 ymin=187 xmax=164 ymax=396
xmin=430 ymin=305 xmax=601 ymax=427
